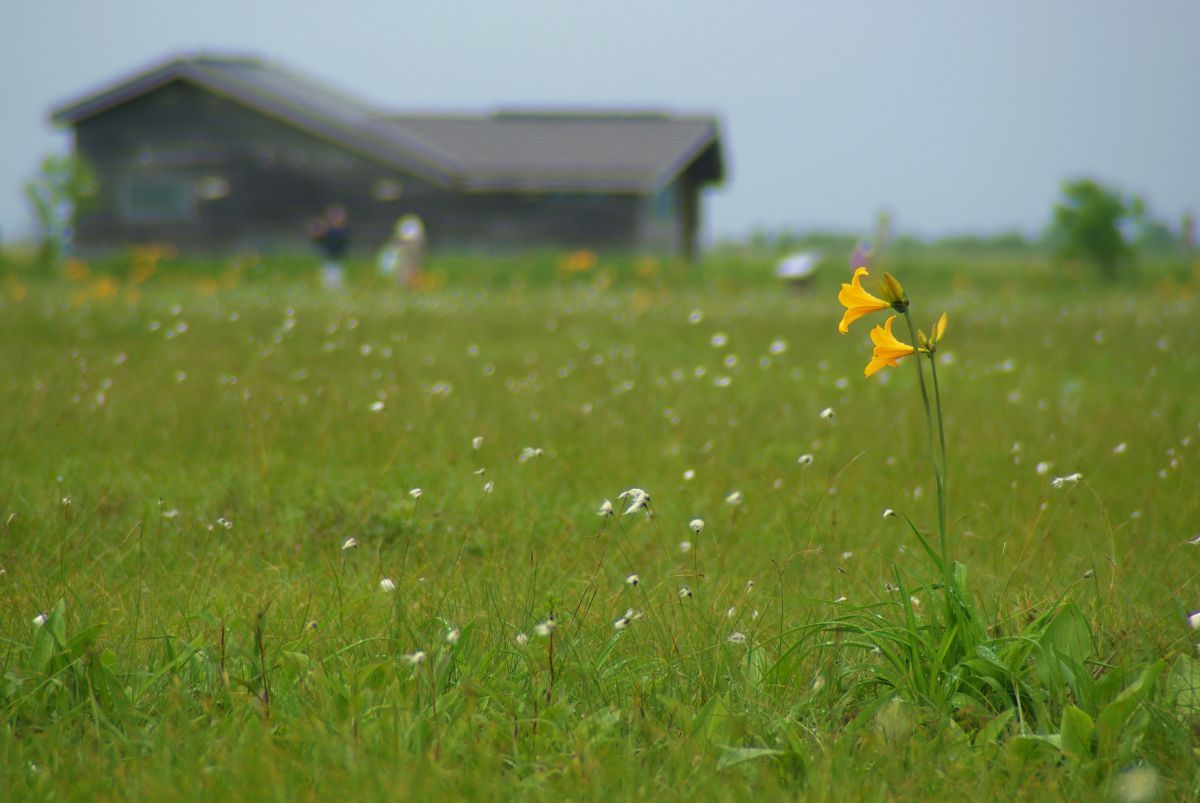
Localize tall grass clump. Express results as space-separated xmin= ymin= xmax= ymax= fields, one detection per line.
xmin=822 ymin=266 xmax=1192 ymax=787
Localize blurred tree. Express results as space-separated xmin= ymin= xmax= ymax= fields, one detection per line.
xmin=1050 ymin=179 xmax=1132 ymax=280
xmin=1056 ymin=180 xmax=1137 ymax=280
xmin=24 ymin=154 xmax=97 ymax=265
xmin=1126 ymin=195 xmax=1177 ymax=255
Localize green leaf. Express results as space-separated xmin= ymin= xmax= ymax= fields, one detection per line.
xmin=65 ymin=624 xmax=106 ymax=660
xmin=48 ymin=599 xmax=68 ymax=647
xmin=975 ymin=708 xmax=1015 ymax=746
xmin=1043 ymin=604 xmax=1093 ymax=662
xmin=1166 ymin=655 xmax=1200 ymax=716
xmin=716 ymin=746 xmax=785 ymax=771
xmin=1096 ymin=660 xmax=1165 ymax=755
xmin=901 ymin=513 xmax=943 ymax=571
xmin=690 ymin=694 xmax=735 ymax=744
xmin=30 ymin=623 xmax=57 ymax=675
xmin=1059 ymin=705 xmax=1094 ymax=760
xmin=1007 ymin=734 xmax=1062 ymax=764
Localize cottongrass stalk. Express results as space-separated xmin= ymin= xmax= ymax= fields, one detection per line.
xmin=254 ymin=604 xmax=272 ymax=720
xmin=427 ymin=649 xmax=441 ymax=760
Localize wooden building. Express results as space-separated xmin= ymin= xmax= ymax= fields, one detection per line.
xmin=51 ymin=54 xmax=726 ymax=259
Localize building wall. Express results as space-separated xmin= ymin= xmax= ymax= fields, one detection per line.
xmin=74 ymin=81 xmax=430 ymax=256
xmin=634 ymin=171 xmax=704 ymax=260
xmin=72 ymin=81 xmax=662 ymax=258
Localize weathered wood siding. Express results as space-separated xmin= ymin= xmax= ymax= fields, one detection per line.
xmin=73 ymin=81 xmax=665 ymax=258
xmin=634 ymin=169 xmax=705 ymax=260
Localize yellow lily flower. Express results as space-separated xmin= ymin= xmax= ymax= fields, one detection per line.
xmin=838 ymin=267 xmax=891 ymax=334
xmin=864 ymin=315 xmax=916 ymax=377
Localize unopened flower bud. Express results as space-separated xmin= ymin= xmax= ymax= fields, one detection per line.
xmin=879 ymin=272 xmax=908 ymax=312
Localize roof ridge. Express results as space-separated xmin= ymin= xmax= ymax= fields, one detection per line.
xmin=49 ymin=51 xmax=725 ymax=193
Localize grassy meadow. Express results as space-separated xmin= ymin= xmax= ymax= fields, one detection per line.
xmin=1 ymin=250 xmax=1199 ymax=801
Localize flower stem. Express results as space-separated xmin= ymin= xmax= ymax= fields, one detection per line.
xmin=902 ymin=311 xmax=949 ymax=588
xmin=928 ymin=353 xmax=949 ymax=558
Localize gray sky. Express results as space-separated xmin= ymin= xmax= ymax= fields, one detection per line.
xmin=2 ymin=0 xmax=1198 ymax=242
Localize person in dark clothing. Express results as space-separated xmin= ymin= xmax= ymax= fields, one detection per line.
xmin=308 ymin=205 xmax=350 ymax=288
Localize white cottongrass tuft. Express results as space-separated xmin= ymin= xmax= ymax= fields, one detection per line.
xmin=408 ymin=488 xmax=423 ymax=499
xmin=518 ymin=446 xmax=544 ymax=463
xmin=1050 ymin=472 xmax=1083 ymax=488
xmin=482 ymin=481 xmax=494 ymax=494
xmin=725 ymin=491 xmax=743 ymax=506
xmin=727 ymin=632 xmax=746 ymax=644
xmin=369 ymin=401 xmax=385 ymax=412
xmin=534 ymin=617 xmax=556 ymax=637
xmin=618 ymin=488 xmax=650 ymax=515
xmin=682 ymin=468 xmax=695 ymax=481
xmin=597 ymin=499 xmax=614 ymax=517
xmin=679 ymin=585 xmax=692 ymax=599
xmin=33 ymin=612 xmax=48 ymax=628
xmin=613 ymin=608 xmax=642 ymax=630
xmin=1112 ymin=441 xmax=1127 ymax=454
xmin=1187 ymin=611 xmax=1200 ymax=630
xmin=1035 ymin=461 xmax=1052 ymax=476
xmin=679 ymin=540 xmax=692 ymax=553
xmin=472 ymin=436 xmax=484 ymax=449
xmin=689 ymin=518 xmax=705 ymax=532
xmin=882 ymin=508 xmax=897 ymax=519
xmin=446 ymin=627 xmax=461 ymax=645
xmin=819 ymin=407 xmax=835 ymax=421
xmin=515 ymin=632 xmax=528 ymax=646
xmin=403 ymin=651 xmax=426 ymax=665
xmin=625 ymin=573 xmax=640 ymax=587
xmin=769 ymin=339 xmax=788 ymax=355
xmin=798 ymin=453 xmax=814 ymax=466
xmin=379 ymin=578 xmax=397 ymax=592
xmin=341 ymin=537 xmax=358 ymax=550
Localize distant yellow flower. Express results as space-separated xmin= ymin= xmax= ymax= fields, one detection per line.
xmin=864 ymin=315 xmax=915 ymax=377
xmin=560 ymin=249 xmax=597 ymax=274
xmin=64 ymin=258 xmax=90 ymax=282
xmin=838 ymin=267 xmax=890 ymax=333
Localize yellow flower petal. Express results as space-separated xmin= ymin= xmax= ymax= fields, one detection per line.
xmin=864 ymin=356 xmax=900 ymax=377
xmin=864 ymin=315 xmax=915 ymax=377
xmin=837 ymin=267 xmax=891 ymax=334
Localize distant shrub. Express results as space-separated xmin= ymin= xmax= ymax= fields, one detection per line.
xmin=1049 ymin=178 xmax=1132 ymax=280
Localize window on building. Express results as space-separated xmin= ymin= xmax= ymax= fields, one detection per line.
xmin=653 ymin=185 xmax=677 ymax=219
xmin=120 ymin=176 xmax=195 ymax=222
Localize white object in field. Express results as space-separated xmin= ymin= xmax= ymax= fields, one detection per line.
xmin=775 ymin=251 xmax=821 ymax=281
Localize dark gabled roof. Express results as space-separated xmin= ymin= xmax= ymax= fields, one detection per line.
xmin=374 ymin=112 xmax=722 ymax=192
xmin=50 ymin=54 xmax=459 ymax=185
xmin=50 ymin=54 xmax=725 ymax=194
